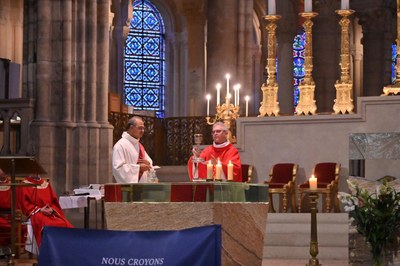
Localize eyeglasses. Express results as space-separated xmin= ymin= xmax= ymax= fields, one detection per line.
xmin=211 ymin=129 xmax=225 ymax=134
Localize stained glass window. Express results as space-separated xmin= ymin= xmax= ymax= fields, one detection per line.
xmin=293 ymin=31 xmax=306 ymax=110
xmin=124 ymin=0 xmax=165 ymax=118
xmin=392 ymin=44 xmax=397 ymax=84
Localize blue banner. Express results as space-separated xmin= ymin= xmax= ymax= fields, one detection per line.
xmin=38 ymin=225 xmax=221 ymax=266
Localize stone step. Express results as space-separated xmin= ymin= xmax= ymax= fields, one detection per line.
xmin=264 ymin=213 xmax=349 ymax=260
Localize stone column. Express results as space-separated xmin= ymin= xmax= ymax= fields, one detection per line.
xmin=86 ymin=0 xmax=97 ymax=123
xmin=77 ymin=0 xmax=86 ymax=123
xmin=276 ymin=2 xmax=297 ymax=115
xmin=97 ymin=0 xmax=110 ymax=123
xmin=177 ymin=0 xmax=206 ymax=116
xmin=62 ymin=0 xmax=72 ymax=122
xmin=36 ymin=0 xmax=52 ymax=121
xmin=243 ymin=0 xmax=254 ymax=114
xmin=355 ymin=5 xmax=394 ymax=96
xmin=207 ymin=0 xmax=238 ymax=95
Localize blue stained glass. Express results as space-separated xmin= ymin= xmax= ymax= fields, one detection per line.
xmin=293 ymin=31 xmax=306 ymax=110
xmin=392 ymin=44 xmax=397 ymax=84
xmin=124 ymin=0 xmax=165 ymax=116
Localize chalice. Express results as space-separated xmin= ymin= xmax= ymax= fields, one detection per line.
xmin=192 ymin=133 xmax=204 ymax=180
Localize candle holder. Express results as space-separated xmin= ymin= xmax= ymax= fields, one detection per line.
xmin=206 ymin=98 xmax=240 ymax=143
xmin=333 ymin=9 xmax=355 ymax=114
xmin=259 ymin=14 xmax=281 ymax=117
xmin=308 ymin=191 xmax=321 ymax=266
xmin=383 ymin=1 xmax=400 ymax=95
xmin=296 ymin=12 xmax=318 ymax=116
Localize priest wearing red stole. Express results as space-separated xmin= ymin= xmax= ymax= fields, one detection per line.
xmin=112 ymin=116 xmax=154 ymax=183
xmin=17 ymin=176 xmax=73 ymax=248
xmin=188 ymin=122 xmax=242 ymax=182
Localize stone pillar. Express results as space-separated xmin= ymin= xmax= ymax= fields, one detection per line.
xmin=243 ymin=0 xmax=254 ymax=115
xmin=77 ymin=0 xmax=86 ymax=123
xmin=86 ymin=0 xmax=97 ymax=123
xmin=177 ymin=0 xmax=206 ymax=116
xmin=313 ymin=0 xmax=341 ymax=113
xmin=276 ymin=2 xmax=297 ymax=115
xmin=36 ymin=0 xmax=52 ymax=121
xmin=62 ymin=0 xmax=72 ymax=122
xmin=97 ymin=0 xmax=110 ymax=123
xmin=207 ymin=0 xmax=238 ymax=96
xmin=355 ymin=5 xmax=394 ymax=96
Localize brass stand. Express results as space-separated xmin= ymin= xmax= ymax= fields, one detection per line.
xmin=308 ymin=192 xmax=321 ymax=266
xmin=383 ymin=1 xmax=400 ymax=95
xmin=206 ymin=96 xmax=240 ymax=143
xmin=333 ymin=9 xmax=355 ymax=114
xmin=259 ymin=15 xmax=281 ymax=117
xmin=296 ymin=12 xmax=318 ymax=116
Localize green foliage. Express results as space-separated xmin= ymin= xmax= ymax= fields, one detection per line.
xmin=338 ymin=180 xmax=400 ymax=266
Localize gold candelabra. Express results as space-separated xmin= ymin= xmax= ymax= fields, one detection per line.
xmin=296 ymin=12 xmax=318 ymax=116
xmin=383 ymin=0 xmax=400 ymax=95
xmin=259 ymin=14 xmax=281 ymax=117
xmin=333 ymin=9 xmax=355 ymax=114
xmin=308 ymin=192 xmax=321 ymax=266
xmin=206 ymin=91 xmax=240 ymax=143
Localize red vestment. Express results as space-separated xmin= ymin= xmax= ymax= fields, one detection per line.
xmin=0 ymin=178 xmax=11 ymax=246
xmin=188 ymin=143 xmax=242 ymax=182
xmin=17 ymin=177 xmax=73 ymax=247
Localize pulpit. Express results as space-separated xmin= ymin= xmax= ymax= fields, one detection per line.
xmin=104 ymin=182 xmax=269 ymax=265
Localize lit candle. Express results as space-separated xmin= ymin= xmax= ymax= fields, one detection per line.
xmin=215 ymin=159 xmax=222 ymax=180
xmin=245 ymin=95 xmax=250 ymax=117
xmin=216 ymin=83 xmax=221 ymax=105
xmin=233 ymin=85 xmax=238 ymax=106
xmin=309 ymin=174 xmax=317 ymax=190
xmin=227 ymin=160 xmax=233 ymax=181
xmin=304 ymin=0 xmax=312 ymax=12
xmin=206 ymin=94 xmax=211 ymax=116
xmin=225 ymin=73 xmax=230 ymax=97
xmin=237 ymin=84 xmax=240 ymax=107
xmin=341 ymin=0 xmax=349 ymax=10
xmin=207 ymin=160 xmax=213 ymax=180
xmin=268 ymin=0 xmax=276 ymax=15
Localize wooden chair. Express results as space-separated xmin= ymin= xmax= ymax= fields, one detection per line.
xmin=297 ymin=162 xmax=341 ymax=213
xmin=241 ymin=164 xmax=253 ymax=183
xmin=264 ymin=163 xmax=298 ymax=212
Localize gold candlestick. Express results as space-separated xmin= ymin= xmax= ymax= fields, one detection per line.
xmin=296 ymin=12 xmax=318 ymax=116
xmin=383 ymin=1 xmax=400 ymax=95
xmin=206 ymin=95 xmax=240 ymax=143
xmin=259 ymin=15 xmax=281 ymax=117
xmin=333 ymin=9 xmax=355 ymax=114
xmin=308 ymin=192 xmax=321 ymax=266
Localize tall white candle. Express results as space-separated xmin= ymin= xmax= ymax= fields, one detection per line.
xmin=206 ymin=94 xmax=211 ymax=116
xmin=233 ymin=85 xmax=238 ymax=106
xmin=268 ymin=0 xmax=276 ymax=15
xmin=207 ymin=160 xmax=213 ymax=180
xmin=225 ymin=73 xmax=230 ymax=97
xmin=216 ymin=83 xmax=221 ymax=105
xmin=227 ymin=160 xmax=234 ymax=181
xmin=245 ymin=96 xmax=250 ymax=117
xmin=304 ymin=0 xmax=312 ymax=12
xmin=215 ymin=159 xmax=222 ymax=180
xmin=341 ymin=0 xmax=349 ymax=10
xmin=237 ymin=84 xmax=240 ymax=107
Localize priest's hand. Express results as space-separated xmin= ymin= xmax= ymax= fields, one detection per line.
xmin=40 ymin=205 xmax=54 ymax=216
xmin=192 ymin=147 xmax=201 ymax=157
xmin=138 ymin=159 xmax=151 ymax=172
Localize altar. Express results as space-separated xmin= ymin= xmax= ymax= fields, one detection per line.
xmin=103 ymin=182 xmax=269 ymax=265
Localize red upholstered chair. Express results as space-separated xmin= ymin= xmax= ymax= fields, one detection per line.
xmin=241 ymin=164 xmax=253 ymax=183
xmin=297 ymin=162 xmax=341 ymax=213
xmin=264 ymin=163 xmax=298 ymax=212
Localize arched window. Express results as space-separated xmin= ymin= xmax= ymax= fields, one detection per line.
xmin=293 ymin=31 xmax=306 ymax=110
xmin=124 ymin=0 xmax=166 ymax=118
